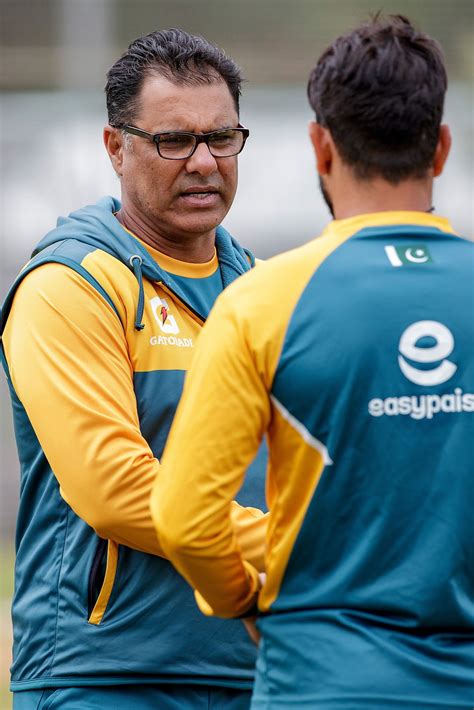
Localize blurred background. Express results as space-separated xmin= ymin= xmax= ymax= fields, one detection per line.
xmin=0 ymin=0 xmax=473 ymax=705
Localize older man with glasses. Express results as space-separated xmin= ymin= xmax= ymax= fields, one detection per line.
xmin=1 ymin=28 xmax=267 ymax=710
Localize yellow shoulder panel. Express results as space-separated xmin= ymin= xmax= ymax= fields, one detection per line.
xmin=219 ymin=225 xmax=356 ymax=388
xmin=81 ymin=249 xmax=133 ymax=328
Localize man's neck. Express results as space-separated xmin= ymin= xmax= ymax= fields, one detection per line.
xmin=332 ymin=175 xmax=434 ymax=220
xmin=115 ymin=207 xmax=216 ymax=264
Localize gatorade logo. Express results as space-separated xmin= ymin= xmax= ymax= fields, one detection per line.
xmin=150 ymin=296 xmax=180 ymax=335
xmin=398 ymin=320 xmax=457 ymax=386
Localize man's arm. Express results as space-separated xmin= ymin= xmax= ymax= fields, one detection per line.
xmin=230 ymin=502 xmax=267 ymax=573
xmin=3 ymin=263 xmax=164 ymax=554
xmin=3 ymin=263 xmax=267 ymax=566
xmin=152 ymin=287 xmax=271 ymax=617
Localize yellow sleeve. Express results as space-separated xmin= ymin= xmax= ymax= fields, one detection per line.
xmin=151 ymin=286 xmax=271 ymax=617
xmin=3 ymin=263 xmax=164 ymax=555
xmin=230 ymin=502 xmax=268 ymax=573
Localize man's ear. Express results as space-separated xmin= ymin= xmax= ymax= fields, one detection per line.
xmin=433 ymin=124 xmax=451 ymax=178
xmin=103 ymin=125 xmax=125 ymax=176
xmin=308 ymin=121 xmax=334 ymax=176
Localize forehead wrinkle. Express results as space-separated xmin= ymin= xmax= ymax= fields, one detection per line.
xmin=135 ymin=77 xmax=238 ymax=134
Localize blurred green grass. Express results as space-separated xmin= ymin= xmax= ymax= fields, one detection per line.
xmin=0 ymin=543 xmax=14 ymax=710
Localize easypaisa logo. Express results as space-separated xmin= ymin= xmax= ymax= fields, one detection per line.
xmin=368 ymin=320 xmax=474 ymax=420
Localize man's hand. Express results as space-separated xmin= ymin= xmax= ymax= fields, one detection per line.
xmin=242 ymin=616 xmax=260 ymax=645
xmin=242 ymin=572 xmax=265 ymax=644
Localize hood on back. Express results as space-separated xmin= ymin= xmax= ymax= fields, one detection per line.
xmin=32 ymin=196 xmax=255 ymax=329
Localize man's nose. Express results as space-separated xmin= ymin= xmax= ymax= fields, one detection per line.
xmin=185 ymin=142 xmax=218 ymax=176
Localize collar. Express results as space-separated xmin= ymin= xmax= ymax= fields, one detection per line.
xmin=322 ymin=211 xmax=456 ymax=241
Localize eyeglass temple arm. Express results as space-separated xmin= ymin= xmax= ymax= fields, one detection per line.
xmin=121 ymin=125 xmax=155 ymax=141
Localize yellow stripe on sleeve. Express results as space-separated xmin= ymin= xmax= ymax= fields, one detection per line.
xmin=88 ymin=540 xmax=119 ymax=625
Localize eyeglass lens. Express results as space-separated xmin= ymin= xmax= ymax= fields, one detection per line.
xmin=158 ymin=129 xmax=245 ymax=159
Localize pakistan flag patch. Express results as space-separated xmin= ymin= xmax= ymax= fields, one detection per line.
xmin=384 ymin=244 xmax=433 ymax=267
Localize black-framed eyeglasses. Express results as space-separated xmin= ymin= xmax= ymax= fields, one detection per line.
xmin=118 ymin=124 xmax=250 ymax=160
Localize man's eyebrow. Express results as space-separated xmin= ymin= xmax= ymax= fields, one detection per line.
xmin=207 ymin=124 xmax=243 ymax=134
xmin=156 ymin=124 xmax=238 ymax=134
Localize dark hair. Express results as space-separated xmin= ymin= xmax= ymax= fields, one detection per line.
xmin=307 ymin=15 xmax=448 ymax=183
xmin=105 ymin=28 xmax=242 ymax=127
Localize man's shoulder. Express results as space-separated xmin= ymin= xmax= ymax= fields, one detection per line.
xmin=220 ymin=233 xmax=337 ymax=306
xmin=12 ymin=240 xmax=132 ymax=299
xmin=2 ymin=239 xmax=134 ymax=336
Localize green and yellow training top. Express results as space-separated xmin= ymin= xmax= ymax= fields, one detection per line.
xmin=154 ymin=211 xmax=474 ymax=709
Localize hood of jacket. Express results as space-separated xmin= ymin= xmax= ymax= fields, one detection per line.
xmin=31 ymin=195 xmax=255 ymax=328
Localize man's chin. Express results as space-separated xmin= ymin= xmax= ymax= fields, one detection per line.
xmin=173 ymin=213 xmax=224 ymax=239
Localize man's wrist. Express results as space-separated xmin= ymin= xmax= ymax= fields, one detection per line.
xmin=235 ymin=597 xmax=259 ymax=619
xmin=235 ymin=571 xmax=266 ymax=618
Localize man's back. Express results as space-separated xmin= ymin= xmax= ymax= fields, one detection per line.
xmin=154 ymin=211 xmax=474 ymax=708
xmin=252 ymin=211 xmax=473 ymax=706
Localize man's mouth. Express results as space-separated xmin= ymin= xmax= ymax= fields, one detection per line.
xmin=181 ymin=187 xmax=219 ymax=198
xmin=179 ymin=187 xmax=221 ymax=206
xmin=184 ymin=192 xmax=216 ymax=199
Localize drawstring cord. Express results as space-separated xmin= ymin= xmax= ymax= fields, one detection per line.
xmin=129 ymin=255 xmax=145 ymax=330
xmin=128 ymin=239 xmax=251 ymax=331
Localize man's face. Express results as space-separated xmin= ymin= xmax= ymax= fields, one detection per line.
xmin=115 ymin=74 xmax=240 ymax=243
